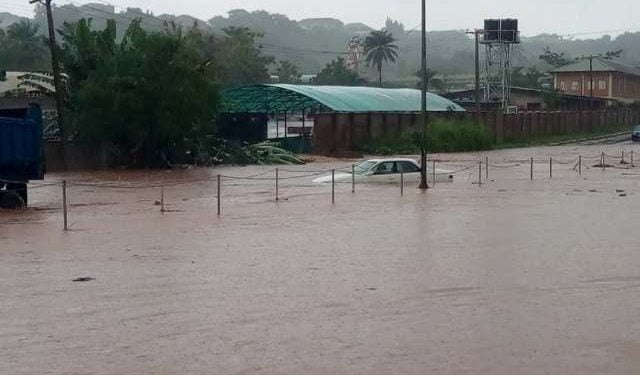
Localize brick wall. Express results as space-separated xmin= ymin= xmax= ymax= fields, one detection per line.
xmin=313 ymin=109 xmax=640 ymax=155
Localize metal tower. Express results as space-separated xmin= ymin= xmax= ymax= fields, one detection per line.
xmin=481 ymin=19 xmax=520 ymax=110
xmin=346 ymin=36 xmax=363 ymax=75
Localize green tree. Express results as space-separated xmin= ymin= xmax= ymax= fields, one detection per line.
xmin=539 ymin=47 xmax=570 ymax=68
xmin=363 ymin=29 xmax=398 ymax=87
xmin=511 ymin=67 xmax=544 ymax=88
xmin=0 ymin=20 xmax=49 ymax=71
xmin=315 ymin=57 xmax=363 ymax=86
xmin=276 ymin=60 xmax=301 ymax=84
xmin=415 ymin=67 xmax=437 ymax=91
xmin=61 ymin=19 xmax=220 ymax=167
xmin=213 ymin=26 xmax=274 ymax=87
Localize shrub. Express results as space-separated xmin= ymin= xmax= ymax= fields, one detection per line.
xmin=358 ymin=118 xmax=493 ymax=155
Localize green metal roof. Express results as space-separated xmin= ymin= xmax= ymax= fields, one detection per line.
xmin=223 ymin=84 xmax=465 ymax=113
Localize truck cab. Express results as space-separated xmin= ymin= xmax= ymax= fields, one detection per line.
xmin=0 ymin=104 xmax=45 ymax=207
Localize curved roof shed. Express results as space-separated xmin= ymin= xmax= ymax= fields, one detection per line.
xmin=223 ymin=84 xmax=465 ymax=113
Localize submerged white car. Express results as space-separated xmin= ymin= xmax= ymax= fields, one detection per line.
xmin=313 ymin=158 xmax=454 ymax=184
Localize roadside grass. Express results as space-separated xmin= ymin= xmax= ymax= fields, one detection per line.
xmin=358 ymin=118 xmax=493 ymax=155
xmin=358 ymin=121 xmax=632 ymax=155
xmin=497 ymin=124 xmax=631 ymax=149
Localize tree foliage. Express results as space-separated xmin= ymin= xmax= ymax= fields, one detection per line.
xmin=212 ymin=26 xmax=274 ymax=87
xmin=511 ymin=67 xmax=544 ymax=88
xmin=315 ymin=57 xmax=363 ymax=86
xmin=0 ymin=20 xmax=49 ymax=71
xmin=275 ymin=60 xmax=301 ymax=84
xmin=363 ymin=29 xmax=398 ymax=86
xmin=61 ymin=19 xmax=220 ymax=167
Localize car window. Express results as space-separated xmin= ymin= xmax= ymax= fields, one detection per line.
xmin=373 ymin=162 xmax=396 ymax=174
xmin=397 ymin=161 xmax=420 ymax=173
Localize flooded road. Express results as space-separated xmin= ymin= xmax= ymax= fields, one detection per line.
xmin=3 ymin=142 xmax=640 ymax=374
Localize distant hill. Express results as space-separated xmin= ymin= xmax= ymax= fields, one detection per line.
xmin=1 ymin=6 xmax=639 ymax=81
xmin=0 ymin=12 xmax=27 ymax=29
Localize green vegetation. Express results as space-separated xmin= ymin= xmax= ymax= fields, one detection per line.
xmin=0 ymin=20 xmax=49 ymax=71
xmin=359 ymin=118 xmax=494 ymax=155
xmin=315 ymin=57 xmax=363 ymax=86
xmin=276 ymin=60 xmax=302 ymax=84
xmin=60 ymin=19 xmax=220 ymax=167
xmin=498 ymin=123 xmax=631 ymax=149
xmin=363 ymin=29 xmax=398 ymax=87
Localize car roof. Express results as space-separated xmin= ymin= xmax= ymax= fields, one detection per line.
xmin=367 ymin=158 xmax=418 ymax=163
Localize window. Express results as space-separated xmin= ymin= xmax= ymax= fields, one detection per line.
xmin=373 ymin=162 xmax=396 ymax=175
xmin=599 ymin=80 xmax=607 ymax=90
xmin=560 ymin=81 xmax=567 ymax=91
xmin=397 ymin=161 xmax=420 ymax=173
xmin=571 ymin=81 xmax=579 ymax=91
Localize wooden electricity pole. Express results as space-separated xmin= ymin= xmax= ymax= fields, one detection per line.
xmin=31 ymin=0 xmax=66 ymax=166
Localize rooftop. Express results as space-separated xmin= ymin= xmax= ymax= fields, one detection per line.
xmin=551 ymin=58 xmax=640 ymax=77
xmin=223 ymin=84 xmax=465 ymax=113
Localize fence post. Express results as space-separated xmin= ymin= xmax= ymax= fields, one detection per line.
xmin=217 ymin=174 xmax=221 ymax=216
xmin=622 ymin=151 xmax=625 ymax=164
xmin=632 ymin=151 xmax=635 ymax=168
xmin=352 ymin=164 xmax=355 ymax=193
xmin=275 ymin=168 xmax=279 ymax=201
xmin=602 ymin=152 xmax=605 ymax=171
xmin=478 ymin=161 xmax=482 ymax=186
xmin=62 ymin=180 xmax=68 ymax=231
xmin=579 ymin=155 xmax=582 ymax=175
xmin=432 ymin=159 xmax=436 ymax=187
xmin=550 ymin=157 xmax=553 ymax=179
xmin=160 ymin=185 xmax=165 ymax=213
xmin=331 ymin=169 xmax=335 ymax=205
xmin=530 ymin=157 xmax=534 ymax=180
xmin=400 ymin=172 xmax=404 ymax=196
xmin=485 ymin=156 xmax=489 ymax=181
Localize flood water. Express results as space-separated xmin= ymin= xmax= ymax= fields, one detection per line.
xmin=2 ymin=142 xmax=640 ymax=374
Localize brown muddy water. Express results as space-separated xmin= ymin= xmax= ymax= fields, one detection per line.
xmin=2 ymin=143 xmax=640 ymax=375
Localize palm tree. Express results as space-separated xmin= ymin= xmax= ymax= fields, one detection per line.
xmin=363 ymin=30 xmax=399 ymax=87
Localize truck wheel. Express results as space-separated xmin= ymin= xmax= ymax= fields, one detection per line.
xmin=6 ymin=183 xmax=28 ymax=206
xmin=0 ymin=190 xmax=25 ymax=209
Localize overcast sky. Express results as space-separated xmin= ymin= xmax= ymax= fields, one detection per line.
xmin=3 ymin=0 xmax=640 ymax=37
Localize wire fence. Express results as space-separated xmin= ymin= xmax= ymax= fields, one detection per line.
xmin=2 ymin=150 xmax=638 ymax=230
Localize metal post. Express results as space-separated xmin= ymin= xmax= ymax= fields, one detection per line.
xmin=432 ymin=159 xmax=436 ymax=187
xmin=602 ymin=152 xmax=605 ymax=171
xmin=632 ymin=151 xmax=634 ymax=167
xmin=400 ymin=172 xmax=404 ymax=196
xmin=62 ymin=180 xmax=68 ymax=231
xmin=217 ymin=174 xmax=221 ymax=216
xmin=579 ymin=155 xmax=582 ymax=175
xmin=485 ymin=156 xmax=489 ymax=181
xmin=621 ymin=151 xmax=625 ymax=164
xmin=478 ymin=161 xmax=482 ymax=186
xmin=284 ymin=111 xmax=288 ymax=139
xmin=550 ymin=157 xmax=553 ymax=179
xmin=331 ymin=169 xmax=335 ymax=205
xmin=351 ymin=164 xmax=355 ymax=193
xmin=160 ymin=185 xmax=165 ymax=213
xmin=530 ymin=157 xmax=534 ymax=180
xmin=418 ymin=0 xmax=429 ymax=190
xmin=275 ymin=168 xmax=279 ymax=201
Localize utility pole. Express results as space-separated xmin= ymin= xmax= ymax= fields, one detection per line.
xmin=589 ymin=54 xmax=594 ymax=110
xmin=31 ymin=0 xmax=66 ymax=167
xmin=466 ymin=29 xmax=483 ymax=119
xmin=419 ymin=0 xmax=429 ymax=190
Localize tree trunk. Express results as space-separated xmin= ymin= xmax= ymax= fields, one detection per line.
xmin=378 ymin=65 xmax=383 ymax=88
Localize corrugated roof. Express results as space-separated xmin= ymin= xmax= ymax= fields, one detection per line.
xmin=551 ymin=58 xmax=640 ymax=77
xmin=223 ymin=84 xmax=465 ymax=113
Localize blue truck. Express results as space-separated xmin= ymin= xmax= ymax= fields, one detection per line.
xmin=0 ymin=104 xmax=45 ymax=207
